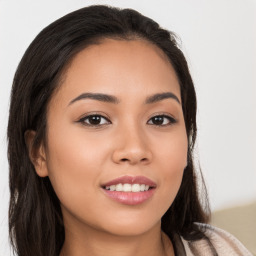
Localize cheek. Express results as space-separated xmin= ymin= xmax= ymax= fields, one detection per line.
xmin=154 ymin=127 xmax=188 ymax=171
xmin=153 ymin=128 xmax=188 ymax=207
xmin=44 ymin=127 xmax=108 ymax=209
xmin=46 ymin=123 xmax=109 ymax=174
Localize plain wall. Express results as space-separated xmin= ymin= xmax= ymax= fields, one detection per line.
xmin=1 ymin=0 xmax=255 ymax=255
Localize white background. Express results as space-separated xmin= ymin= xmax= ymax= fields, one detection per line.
xmin=0 ymin=0 xmax=255 ymax=255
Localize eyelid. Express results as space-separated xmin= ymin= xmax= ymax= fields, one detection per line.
xmin=147 ymin=113 xmax=177 ymax=126
xmin=76 ymin=112 xmax=112 ymax=126
xmin=75 ymin=111 xmax=177 ymax=127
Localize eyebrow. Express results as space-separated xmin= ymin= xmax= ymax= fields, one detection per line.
xmin=145 ymin=92 xmax=180 ymax=104
xmin=69 ymin=93 xmax=120 ymax=105
xmin=68 ymin=92 xmax=180 ymax=106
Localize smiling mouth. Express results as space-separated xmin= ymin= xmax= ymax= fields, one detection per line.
xmin=103 ymin=183 xmax=153 ymax=192
xmin=101 ymin=175 xmax=156 ymax=205
xmin=102 ymin=185 xmax=156 ymax=205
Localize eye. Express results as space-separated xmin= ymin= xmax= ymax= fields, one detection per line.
xmin=78 ymin=114 xmax=111 ymax=126
xmin=147 ymin=115 xmax=176 ymax=126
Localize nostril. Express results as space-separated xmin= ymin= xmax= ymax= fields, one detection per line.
xmin=120 ymin=157 xmax=148 ymax=163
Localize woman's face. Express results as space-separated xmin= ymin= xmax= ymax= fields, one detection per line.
xmin=37 ymin=39 xmax=187 ymax=236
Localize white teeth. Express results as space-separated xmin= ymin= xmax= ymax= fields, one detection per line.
xmin=109 ymin=185 xmax=115 ymax=191
xmin=115 ymin=183 xmax=123 ymax=191
xmin=131 ymin=184 xmax=140 ymax=192
xmin=123 ymin=184 xmax=132 ymax=192
xmin=104 ymin=183 xmax=151 ymax=192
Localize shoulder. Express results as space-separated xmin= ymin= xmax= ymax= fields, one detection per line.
xmin=181 ymin=223 xmax=253 ymax=256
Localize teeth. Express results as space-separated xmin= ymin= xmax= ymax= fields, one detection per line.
xmin=116 ymin=183 xmax=123 ymax=191
xmin=140 ymin=184 xmax=145 ymax=191
xmin=123 ymin=184 xmax=132 ymax=192
xmin=109 ymin=185 xmax=115 ymax=191
xmin=131 ymin=184 xmax=140 ymax=192
xmin=104 ymin=183 xmax=151 ymax=192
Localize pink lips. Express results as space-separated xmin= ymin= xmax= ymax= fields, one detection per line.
xmin=102 ymin=175 xmax=156 ymax=187
xmin=101 ymin=175 xmax=156 ymax=205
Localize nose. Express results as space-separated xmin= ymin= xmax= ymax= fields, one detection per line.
xmin=111 ymin=124 xmax=152 ymax=165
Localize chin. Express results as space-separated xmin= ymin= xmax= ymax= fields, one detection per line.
xmin=98 ymin=215 xmax=161 ymax=237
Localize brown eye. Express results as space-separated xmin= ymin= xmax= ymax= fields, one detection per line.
xmin=147 ymin=115 xmax=176 ymax=126
xmin=79 ymin=115 xmax=110 ymax=126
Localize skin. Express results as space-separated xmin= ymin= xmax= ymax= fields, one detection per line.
xmin=28 ymin=39 xmax=188 ymax=256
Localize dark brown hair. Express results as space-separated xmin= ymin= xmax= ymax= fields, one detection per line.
xmin=8 ymin=5 xmax=210 ymax=256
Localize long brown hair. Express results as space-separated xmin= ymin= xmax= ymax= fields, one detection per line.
xmin=8 ymin=5 xmax=210 ymax=256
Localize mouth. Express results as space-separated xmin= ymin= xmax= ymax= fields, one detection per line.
xmin=103 ymin=183 xmax=153 ymax=192
xmin=101 ymin=175 xmax=156 ymax=205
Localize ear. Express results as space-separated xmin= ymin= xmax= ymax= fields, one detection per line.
xmin=24 ymin=130 xmax=49 ymax=177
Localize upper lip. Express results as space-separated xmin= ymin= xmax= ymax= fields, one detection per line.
xmin=102 ymin=175 xmax=157 ymax=187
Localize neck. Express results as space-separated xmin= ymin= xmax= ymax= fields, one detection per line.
xmin=60 ymin=222 xmax=174 ymax=256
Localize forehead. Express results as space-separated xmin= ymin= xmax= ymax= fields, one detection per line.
xmin=53 ymin=38 xmax=181 ymax=104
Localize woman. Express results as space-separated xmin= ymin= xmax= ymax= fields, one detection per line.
xmin=7 ymin=5 xmax=252 ymax=256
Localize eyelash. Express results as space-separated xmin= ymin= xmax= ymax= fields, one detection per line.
xmin=77 ymin=114 xmax=111 ymax=127
xmin=77 ymin=114 xmax=177 ymax=127
xmin=147 ymin=114 xmax=177 ymax=126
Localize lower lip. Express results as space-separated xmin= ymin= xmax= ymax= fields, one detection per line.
xmin=102 ymin=188 xmax=156 ymax=205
